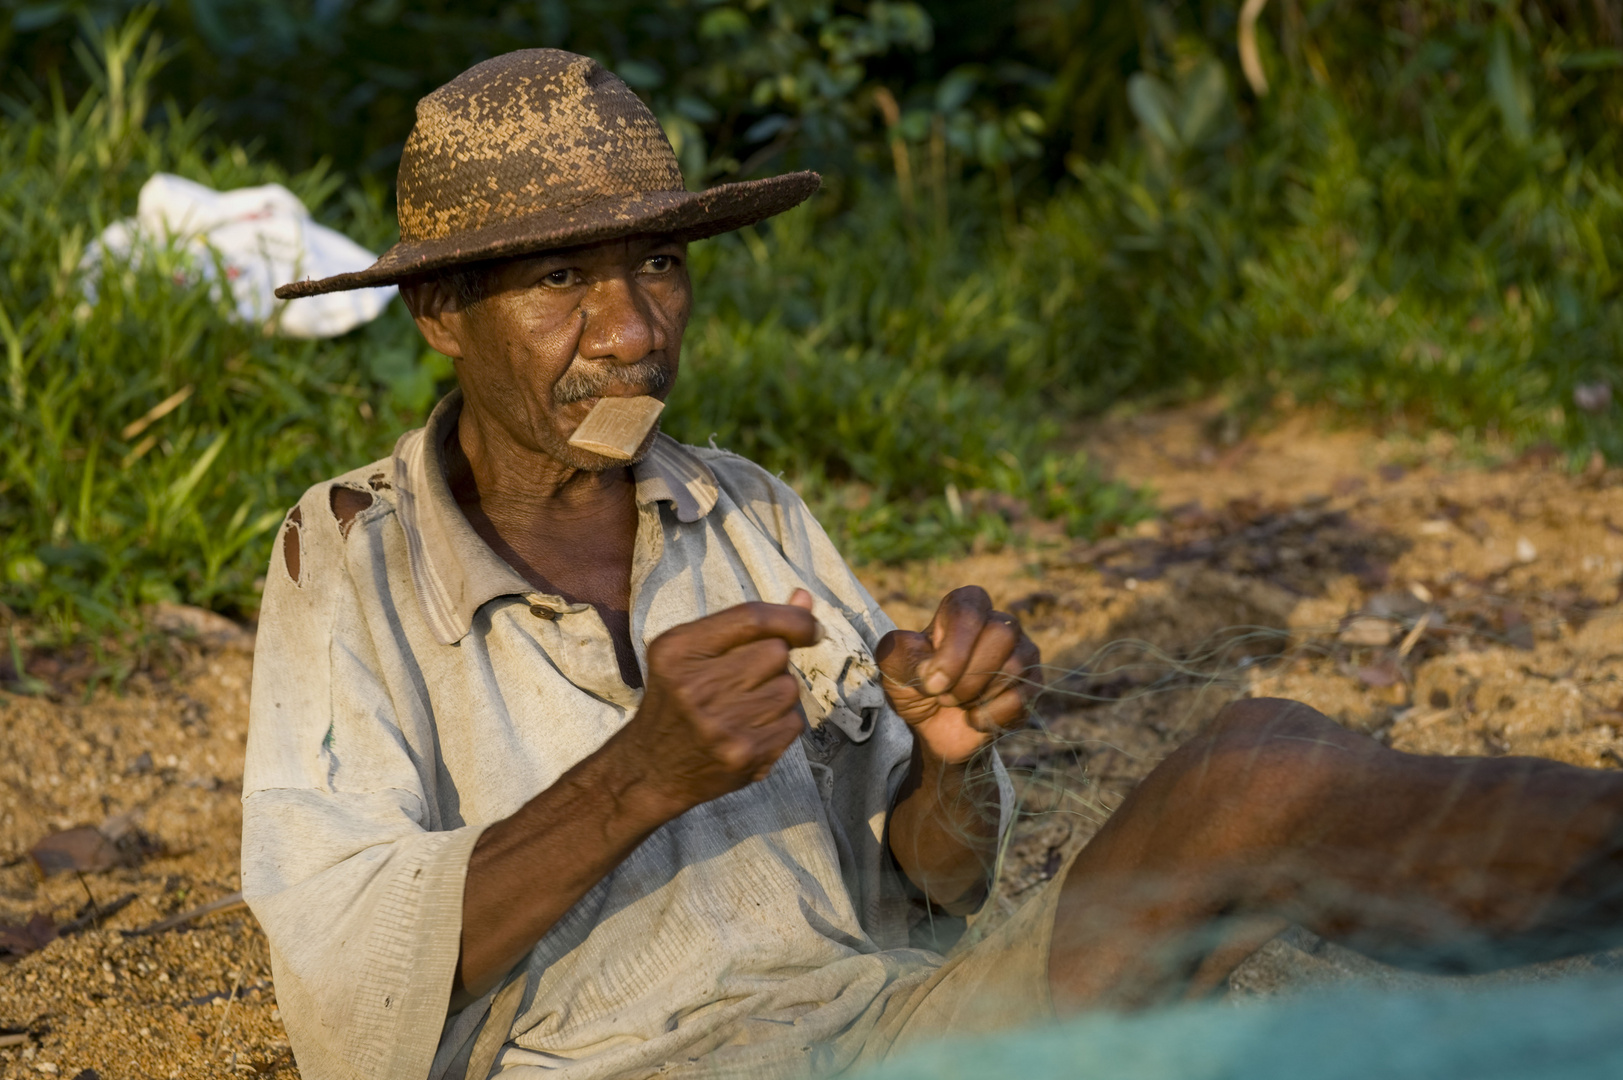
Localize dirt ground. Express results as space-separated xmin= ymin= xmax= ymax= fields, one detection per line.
xmin=3 ymin=403 xmax=1622 ymax=1078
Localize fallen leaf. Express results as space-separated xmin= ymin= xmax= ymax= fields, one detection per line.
xmin=0 ymin=913 xmax=58 ymax=958
xmin=28 ymin=826 xmax=122 ymax=877
xmin=1357 ymin=659 xmax=1403 ymax=688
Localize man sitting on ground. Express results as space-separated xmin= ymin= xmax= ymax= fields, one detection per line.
xmin=245 ymin=50 xmax=1623 ymax=1080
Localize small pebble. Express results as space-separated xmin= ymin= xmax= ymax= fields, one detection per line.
xmin=1339 ymin=616 xmax=1397 ymax=647
xmin=1515 ymin=537 xmax=1537 ymax=563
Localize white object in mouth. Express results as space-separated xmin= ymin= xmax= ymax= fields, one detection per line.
xmin=566 ymin=395 xmax=666 ymax=460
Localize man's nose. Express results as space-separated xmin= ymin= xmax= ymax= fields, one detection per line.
xmin=578 ymin=277 xmax=663 ymax=363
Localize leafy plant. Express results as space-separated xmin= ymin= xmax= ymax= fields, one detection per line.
xmin=0 ymin=16 xmax=449 ymax=638
xmin=1015 ymin=2 xmax=1623 ymax=459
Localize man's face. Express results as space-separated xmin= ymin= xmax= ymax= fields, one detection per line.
xmin=403 ymin=235 xmax=691 ymax=470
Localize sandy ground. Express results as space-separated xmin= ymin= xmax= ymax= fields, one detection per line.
xmin=3 ymin=403 xmax=1622 ymax=1077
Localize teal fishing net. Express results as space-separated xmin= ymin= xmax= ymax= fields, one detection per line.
xmin=856 ymin=974 xmax=1623 ymax=1080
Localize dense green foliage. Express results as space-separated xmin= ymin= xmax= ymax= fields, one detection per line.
xmin=1043 ymin=2 xmax=1623 ymax=459
xmin=3 ymin=1 xmax=1622 ymax=640
xmin=3 ymin=0 xmax=1044 ymax=186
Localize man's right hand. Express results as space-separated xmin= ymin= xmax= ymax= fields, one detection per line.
xmin=626 ymin=588 xmax=822 ymax=812
xmin=456 ymin=589 xmax=821 ymax=1007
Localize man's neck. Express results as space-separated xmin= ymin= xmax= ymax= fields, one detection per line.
xmin=445 ymin=405 xmax=645 ymax=685
xmin=446 ymin=404 xmax=635 ymax=519
xmin=442 ymin=405 xmax=639 ymax=595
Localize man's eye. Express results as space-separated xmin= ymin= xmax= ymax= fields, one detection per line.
xmin=641 ymin=255 xmax=677 ymax=274
xmin=541 ymin=268 xmax=578 ymax=288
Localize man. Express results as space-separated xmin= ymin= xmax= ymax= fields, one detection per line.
xmin=248 ymin=50 xmax=1623 ymax=1080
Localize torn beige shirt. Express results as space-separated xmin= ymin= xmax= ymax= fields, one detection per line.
xmin=242 ymin=392 xmax=1010 ymax=1080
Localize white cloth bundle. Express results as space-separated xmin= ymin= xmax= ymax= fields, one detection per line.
xmin=82 ymin=173 xmax=394 ymax=339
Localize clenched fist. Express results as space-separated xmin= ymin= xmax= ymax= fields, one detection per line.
xmin=876 ymin=586 xmax=1042 ymax=763
xmin=629 ymin=588 xmax=822 ymax=811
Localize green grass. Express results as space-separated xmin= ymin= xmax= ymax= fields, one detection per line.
xmin=1031 ymin=83 xmax=1623 ymax=462
xmin=672 ymin=197 xmax=1151 ymax=562
xmin=1018 ymin=11 xmax=1623 ymax=460
xmin=0 ymin=18 xmax=484 ymax=638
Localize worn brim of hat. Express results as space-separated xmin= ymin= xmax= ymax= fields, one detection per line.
xmin=275 ymin=171 xmax=818 ymax=299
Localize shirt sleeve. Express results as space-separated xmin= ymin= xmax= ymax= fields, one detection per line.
xmin=241 ymin=483 xmax=483 ymax=1080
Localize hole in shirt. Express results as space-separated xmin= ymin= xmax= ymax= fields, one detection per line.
xmin=330 ymin=485 xmax=374 ymax=539
xmin=367 ymin=472 xmax=391 ymax=491
xmin=282 ymin=507 xmax=302 ymax=584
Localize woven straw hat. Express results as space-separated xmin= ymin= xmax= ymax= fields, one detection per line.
xmin=275 ymin=49 xmax=819 ymax=298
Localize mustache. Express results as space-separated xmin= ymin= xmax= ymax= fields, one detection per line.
xmin=552 ymin=357 xmax=672 ymax=405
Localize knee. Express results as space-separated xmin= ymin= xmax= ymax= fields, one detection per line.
xmin=1158 ymin=699 xmax=1361 ymax=835
xmin=1206 ymin=697 xmax=1338 ymax=744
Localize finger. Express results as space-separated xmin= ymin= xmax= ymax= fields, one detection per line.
xmin=786 ymin=587 xmax=815 ymax=611
xmin=874 ymin=629 xmax=934 ymax=697
xmin=949 ymin=640 xmax=1033 ymax=710
xmin=939 ymin=612 xmax=1022 ymax=707
xmin=921 ymin=586 xmax=993 ymax=696
xmin=721 ymin=636 xmax=795 ymax=690
xmin=693 ymin=600 xmax=823 ymax=655
xmin=963 ymin=687 xmax=1031 ymax=733
xmin=748 ymin=711 xmax=804 ymax=782
xmin=729 ymin=671 xmax=803 ymax=728
xmin=743 ymin=687 xmax=807 ymax=781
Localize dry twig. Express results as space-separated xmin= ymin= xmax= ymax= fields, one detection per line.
xmin=213 ymin=967 xmax=244 ymax=1059
xmin=128 ymin=890 xmax=246 ymax=937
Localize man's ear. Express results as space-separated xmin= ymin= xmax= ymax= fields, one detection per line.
xmin=398 ymin=279 xmax=466 ymax=359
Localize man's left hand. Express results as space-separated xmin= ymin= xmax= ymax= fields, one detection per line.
xmin=875 ymin=586 xmax=1042 ymax=763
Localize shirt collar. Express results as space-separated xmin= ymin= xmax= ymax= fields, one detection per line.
xmin=393 ymin=388 xmax=720 ymax=646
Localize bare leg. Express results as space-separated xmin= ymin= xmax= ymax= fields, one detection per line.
xmin=1047 ymin=698 xmax=1623 ymax=1011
